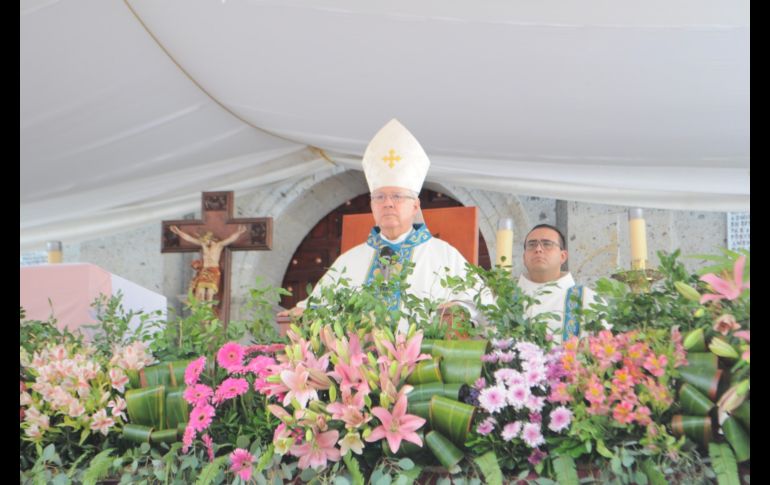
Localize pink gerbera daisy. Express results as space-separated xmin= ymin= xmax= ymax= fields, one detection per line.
xmin=184 ymin=357 xmax=206 ymax=386
xmin=229 ymin=448 xmax=254 ymax=481
xmin=217 ymin=342 xmax=245 ymax=373
xmin=184 ymin=384 xmax=213 ymax=407
xmin=189 ymin=404 xmax=216 ymax=432
xmin=213 ymin=377 xmax=249 ymax=404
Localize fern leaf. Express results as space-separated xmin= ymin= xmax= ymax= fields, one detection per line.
xmin=342 ymin=452 xmax=365 ymax=485
xmin=195 ymin=456 xmax=228 ymax=485
xmin=81 ymin=448 xmax=115 ymax=485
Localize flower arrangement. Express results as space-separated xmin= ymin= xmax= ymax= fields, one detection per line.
xmin=552 ymin=328 xmax=687 ymax=463
xmin=20 ymin=341 xmax=154 ymax=447
xmin=180 ymin=341 xmax=285 ymax=478
xmin=464 ymin=338 xmax=572 ymax=472
xmin=253 ymin=322 xmax=431 ymax=480
xmin=675 ymin=251 xmax=750 ymax=467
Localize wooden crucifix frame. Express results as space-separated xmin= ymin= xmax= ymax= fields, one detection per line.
xmin=161 ymin=191 xmax=272 ymax=327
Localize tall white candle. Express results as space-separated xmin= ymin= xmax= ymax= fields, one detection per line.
xmin=629 ymin=208 xmax=647 ymax=270
xmin=496 ymin=218 xmax=514 ymax=269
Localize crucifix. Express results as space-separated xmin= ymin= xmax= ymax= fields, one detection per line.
xmin=161 ymin=191 xmax=272 ymax=327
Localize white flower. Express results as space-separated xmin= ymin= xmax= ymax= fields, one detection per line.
xmin=479 ymin=386 xmax=508 ymax=414
xmin=501 ymin=421 xmax=522 ymax=441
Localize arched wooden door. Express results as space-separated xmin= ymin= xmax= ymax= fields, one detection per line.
xmin=279 ymin=189 xmax=491 ymax=309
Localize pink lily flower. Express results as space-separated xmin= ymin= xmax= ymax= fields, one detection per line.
xmin=280 ymin=364 xmax=318 ymax=409
xmin=330 ymin=361 xmax=370 ymax=394
xmin=326 ymin=389 xmax=371 ymax=429
xmin=700 ymin=255 xmax=750 ymax=303
xmin=365 ymin=394 xmax=426 ymax=453
xmin=290 ymin=429 xmax=341 ymax=470
xmin=377 ymin=332 xmax=431 ymax=375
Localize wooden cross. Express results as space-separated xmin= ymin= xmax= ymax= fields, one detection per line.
xmin=382 ymin=149 xmax=401 ymax=168
xmin=161 ymin=191 xmax=272 ymax=327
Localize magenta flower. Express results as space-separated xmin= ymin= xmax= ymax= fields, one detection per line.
xmin=547 ymin=406 xmax=572 ymax=432
xmin=213 ymin=377 xmax=249 ymax=404
xmin=217 ymin=342 xmax=245 ymax=373
xmin=290 ymin=429 xmax=341 ymax=470
xmin=700 ymin=255 xmax=749 ymax=303
xmin=229 ymin=448 xmax=254 ymax=481
xmin=245 ymin=355 xmax=275 ymax=375
xmin=366 ymin=394 xmax=426 ymax=453
xmin=189 ymin=404 xmax=216 ymax=432
xmin=528 ymin=448 xmax=547 ymax=465
xmin=184 ymin=357 xmax=206 ymax=386
xmin=184 ymin=384 xmax=213 ymax=407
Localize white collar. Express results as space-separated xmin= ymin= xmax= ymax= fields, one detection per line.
xmin=518 ymin=272 xmax=575 ymax=291
xmin=381 ymin=227 xmax=414 ymax=244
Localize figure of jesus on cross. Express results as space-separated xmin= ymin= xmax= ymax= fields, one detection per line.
xmin=169 ymin=225 xmax=246 ymax=302
xmin=162 ymin=191 xmax=272 ymax=327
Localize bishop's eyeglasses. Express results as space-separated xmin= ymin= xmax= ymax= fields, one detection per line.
xmin=370 ymin=193 xmax=416 ymax=204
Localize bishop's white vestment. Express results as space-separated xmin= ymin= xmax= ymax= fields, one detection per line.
xmin=297 ymin=224 xmax=486 ymax=331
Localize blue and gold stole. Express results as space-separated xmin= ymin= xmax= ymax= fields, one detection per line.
xmin=365 ymin=223 xmax=432 ymax=309
xmin=562 ymin=285 xmax=584 ymax=342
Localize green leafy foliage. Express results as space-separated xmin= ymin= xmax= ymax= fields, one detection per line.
xmin=552 ymin=455 xmax=578 ymax=485
xmin=709 ymin=443 xmax=740 ymax=485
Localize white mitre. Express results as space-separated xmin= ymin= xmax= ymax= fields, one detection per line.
xmin=362 ymin=119 xmax=430 ymax=194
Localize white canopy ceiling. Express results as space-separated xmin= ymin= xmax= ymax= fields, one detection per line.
xmin=20 ymin=0 xmax=749 ymax=251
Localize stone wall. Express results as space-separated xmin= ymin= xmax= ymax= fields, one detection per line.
xmin=62 ymin=168 xmax=731 ymax=318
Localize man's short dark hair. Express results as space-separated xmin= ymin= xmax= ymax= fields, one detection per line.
xmin=524 ymin=224 xmax=567 ymax=250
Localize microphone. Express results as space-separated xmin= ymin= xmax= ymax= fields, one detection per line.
xmin=379 ymin=246 xmax=394 ymax=283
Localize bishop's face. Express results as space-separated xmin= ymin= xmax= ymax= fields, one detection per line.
xmin=370 ymin=186 xmax=420 ymax=240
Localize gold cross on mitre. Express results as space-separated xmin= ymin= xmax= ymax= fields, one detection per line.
xmin=382 ymin=149 xmax=401 ymax=169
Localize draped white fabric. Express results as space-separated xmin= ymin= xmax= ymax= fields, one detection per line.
xmin=20 ymin=0 xmax=749 ymax=251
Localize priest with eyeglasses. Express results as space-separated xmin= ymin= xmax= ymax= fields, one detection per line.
xmin=278 ymin=118 xmax=488 ymax=332
xmin=517 ymin=224 xmax=602 ymax=343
